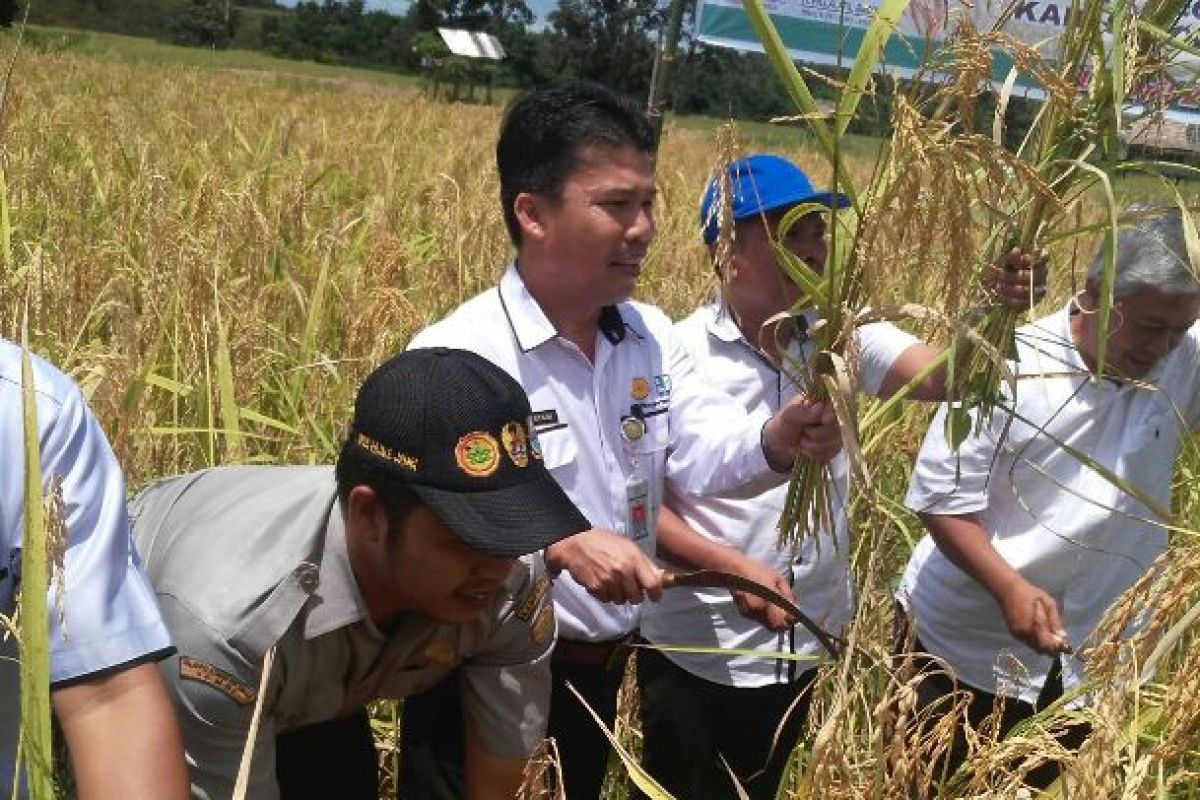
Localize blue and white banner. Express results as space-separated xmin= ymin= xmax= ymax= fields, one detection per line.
xmin=696 ymin=0 xmax=1200 ymax=122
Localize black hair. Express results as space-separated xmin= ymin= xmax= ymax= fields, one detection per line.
xmin=335 ymin=441 xmax=423 ymax=529
xmin=496 ymin=81 xmax=656 ymax=245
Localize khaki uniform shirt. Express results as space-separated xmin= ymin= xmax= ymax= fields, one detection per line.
xmin=131 ymin=465 xmax=555 ymax=800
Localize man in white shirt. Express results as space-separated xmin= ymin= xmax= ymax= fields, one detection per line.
xmin=901 ymin=208 xmax=1200 ymax=789
xmin=402 ymin=84 xmax=842 ymax=800
xmin=637 ymin=154 xmax=1044 ymax=800
xmin=1 ymin=338 xmax=187 ymax=799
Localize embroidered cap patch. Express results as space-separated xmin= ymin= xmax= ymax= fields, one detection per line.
xmin=455 ymin=431 xmax=501 ymax=477
xmin=501 ymin=421 xmax=530 ymax=468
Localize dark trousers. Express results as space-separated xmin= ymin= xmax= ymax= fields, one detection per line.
xmin=636 ymin=646 xmax=817 ymax=800
xmin=904 ymin=637 xmax=1092 ymax=792
xmin=276 ymin=707 xmax=378 ymax=800
xmin=547 ymin=654 xmax=627 ymax=800
xmin=400 ymin=646 xmax=628 ymax=800
xmin=399 ymin=676 xmax=466 ymax=800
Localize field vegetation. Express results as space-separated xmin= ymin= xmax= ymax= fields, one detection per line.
xmin=4 ymin=23 xmax=1200 ymax=800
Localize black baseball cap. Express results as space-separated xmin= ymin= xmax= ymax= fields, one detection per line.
xmin=343 ymin=348 xmax=589 ymax=557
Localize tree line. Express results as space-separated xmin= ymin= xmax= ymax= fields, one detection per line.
xmin=19 ymin=0 xmax=1037 ymax=135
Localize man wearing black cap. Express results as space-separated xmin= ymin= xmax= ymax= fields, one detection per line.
xmin=130 ymin=348 xmax=589 ymax=800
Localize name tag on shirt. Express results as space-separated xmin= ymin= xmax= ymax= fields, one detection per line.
xmin=626 ymin=475 xmax=650 ymax=541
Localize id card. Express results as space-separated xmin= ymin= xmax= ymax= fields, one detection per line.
xmin=626 ymin=473 xmax=650 ymax=541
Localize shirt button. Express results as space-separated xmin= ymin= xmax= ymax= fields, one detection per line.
xmin=295 ymin=562 xmax=320 ymax=594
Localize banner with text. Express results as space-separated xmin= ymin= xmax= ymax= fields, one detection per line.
xmin=696 ymin=0 xmax=1200 ymax=121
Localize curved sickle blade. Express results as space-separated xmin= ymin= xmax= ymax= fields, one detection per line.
xmin=662 ymin=569 xmax=844 ymax=658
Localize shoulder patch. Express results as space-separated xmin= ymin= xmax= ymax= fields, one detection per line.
xmin=514 ymin=575 xmax=551 ymax=622
xmin=179 ymin=656 xmax=256 ymax=706
xmin=531 ymin=604 xmax=555 ymax=646
xmin=423 ymin=638 xmax=458 ymax=667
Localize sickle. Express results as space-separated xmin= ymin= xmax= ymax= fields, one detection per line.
xmin=661 ymin=569 xmax=845 ymax=658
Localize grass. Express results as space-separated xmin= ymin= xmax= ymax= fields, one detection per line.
xmin=19 ymin=24 xmax=420 ymax=86
xmin=4 ymin=22 xmax=1200 ymax=800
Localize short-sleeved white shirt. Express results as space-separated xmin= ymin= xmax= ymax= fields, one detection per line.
xmin=901 ymin=304 xmax=1200 ymax=704
xmin=0 ymin=338 xmax=172 ymax=788
xmin=641 ymin=303 xmax=917 ymax=686
xmin=408 ymin=266 xmax=779 ymax=642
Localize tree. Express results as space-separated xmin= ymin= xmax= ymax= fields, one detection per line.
xmin=169 ymin=0 xmax=239 ymax=49
xmin=412 ymin=0 xmax=532 ymax=31
xmin=0 ymin=0 xmax=18 ymax=28
xmin=546 ymin=0 xmax=662 ymax=96
xmin=497 ymin=22 xmax=562 ymax=86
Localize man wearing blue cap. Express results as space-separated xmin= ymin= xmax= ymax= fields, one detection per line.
xmin=636 ymin=154 xmax=1045 ymax=800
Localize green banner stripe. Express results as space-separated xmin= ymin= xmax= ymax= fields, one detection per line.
xmin=698 ymin=3 xmax=1048 ymax=91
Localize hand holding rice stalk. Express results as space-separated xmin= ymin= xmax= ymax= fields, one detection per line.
xmin=946 ymin=0 xmax=1200 ymax=434
xmin=739 ymin=0 xmax=904 ymax=544
xmin=742 ymin=0 xmax=1199 ymax=546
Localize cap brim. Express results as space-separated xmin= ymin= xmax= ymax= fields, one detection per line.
xmin=411 ymin=471 xmax=590 ymax=558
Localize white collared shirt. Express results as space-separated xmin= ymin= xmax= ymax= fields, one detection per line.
xmin=1 ymin=339 xmax=172 ymax=790
xmin=408 ymin=266 xmax=777 ymax=641
xmin=902 ymin=304 xmax=1200 ymax=703
xmin=641 ymin=302 xmax=918 ymax=686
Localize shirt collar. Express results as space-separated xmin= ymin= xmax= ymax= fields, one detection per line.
xmin=499 ymin=263 xmax=628 ymax=351
xmin=1024 ymin=301 xmax=1088 ymax=372
xmin=499 ymin=264 xmax=557 ymax=351
xmin=303 ymin=505 xmax=376 ymax=641
xmin=704 ymin=293 xmax=815 ymax=350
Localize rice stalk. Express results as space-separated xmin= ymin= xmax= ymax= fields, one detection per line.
xmin=949 ymin=0 xmax=1197 ymax=424
xmin=17 ymin=327 xmax=54 ymax=800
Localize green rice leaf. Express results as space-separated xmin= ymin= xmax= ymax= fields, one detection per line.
xmin=215 ymin=320 xmax=244 ymax=460
xmin=740 ymin=0 xmax=838 ymax=169
xmin=568 ymin=684 xmax=677 ymax=799
xmin=635 ymin=642 xmax=823 ymax=662
xmin=238 ymin=407 xmax=301 ymax=436
xmin=1134 ymin=19 xmax=1200 ymax=58
xmin=142 ymin=371 xmax=194 ymax=396
xmin=19 ymin=336 xmax=55 ymax=800
xmin=836 ymin=0 xmax=911 ymax=138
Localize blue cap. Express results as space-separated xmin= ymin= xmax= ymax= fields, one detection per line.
xmin=700 ymin=154 xmax=849 ymax=245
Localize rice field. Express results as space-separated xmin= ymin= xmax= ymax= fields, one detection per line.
xmin=5 ymin=23 xmax=1200 ymax=800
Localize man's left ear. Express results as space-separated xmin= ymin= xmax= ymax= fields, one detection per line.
xmin=346 ymin=485 xmax=390 ymax=543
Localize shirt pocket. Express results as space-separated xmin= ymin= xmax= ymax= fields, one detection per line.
xmin=629 ymin=413 xmax=670 ymax=457
xmin=1115 ymin=402 xmax=1176 ymax=515
xmin=536 ymin=427 xmax=579 ymax=475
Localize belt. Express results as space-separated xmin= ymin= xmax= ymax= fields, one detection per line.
xmin=552 ymin=635 xmax=635 ymax=670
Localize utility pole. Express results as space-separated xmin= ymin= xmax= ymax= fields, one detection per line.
xmin=646 ymin=0 xmax=687 ymax=151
